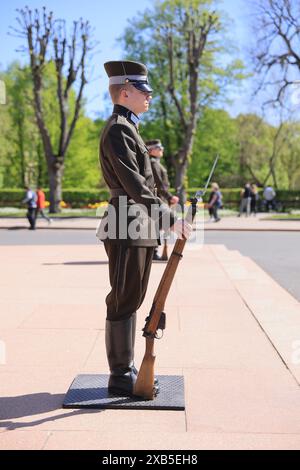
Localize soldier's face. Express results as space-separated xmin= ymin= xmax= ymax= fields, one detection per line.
xmin=151 ymin=147 xmax=163 ymax=158
xmin=125 ymin=86 xmax=152 ymax=115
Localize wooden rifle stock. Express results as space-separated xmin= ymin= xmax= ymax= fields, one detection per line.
xmin=133 ymin=199 xmax=198 ymax=399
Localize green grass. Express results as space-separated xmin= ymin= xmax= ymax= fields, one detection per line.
xmin=0 ymin=208 xmax=27 ymax=217
xmin=0 ymin=207 xmax=107 ymax=218
xmin=262 ymin=214 xmax=300 ymax=220
xmin=0 ymin=206 xmax=239 ymax=218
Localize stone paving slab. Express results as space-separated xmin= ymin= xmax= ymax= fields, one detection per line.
xmin=42 ymin=430 xmax=300 ymax=450
xmin=211 ymin=245 xmax=300 ymax=385
xmin=2 ymin=428 xmax=300 ymax=450
xmin=0 ymin=242 xmax=300 ymax=449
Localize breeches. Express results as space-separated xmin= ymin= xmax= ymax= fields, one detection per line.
xmin=104 ymin=242 xmax=154 ymax=321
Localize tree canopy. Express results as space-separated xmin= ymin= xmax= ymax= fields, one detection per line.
xmin=1 ymin=1 xmax=300 ymax=195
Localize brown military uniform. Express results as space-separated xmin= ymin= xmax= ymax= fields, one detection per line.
xmin=99 ymin=60 xmax=165 ymax=397
xmin=150 ymin=157 xmax=173 ymax=204
xmin=146 ymin=139 xmax=175 ymax=261
xmin=98 ymin=104 xmax=175 ymax=321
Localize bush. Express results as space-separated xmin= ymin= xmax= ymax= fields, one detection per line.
xmin=61 ymin=189 xmax=110 ymax=208
xmin=275 ymin=189 xmax=300 ymax=202
xmin=0 ymin=188 xmax=110 ymax=208
xmin=0 ymin=189 xmax=25 ymax=206
xmin=185 ymin=188 xmax=300 ymax=210
xmin=186 ymin=188 xmax=242 ymax=202
xmin=1 ymin=187 xmax=299 ymax=209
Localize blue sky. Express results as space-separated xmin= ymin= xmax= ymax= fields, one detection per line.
xmin=0 ymin=0 xmax=255 ymax=119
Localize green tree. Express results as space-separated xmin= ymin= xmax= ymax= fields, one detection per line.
xmin=64 ymin=117 xmax=105 ymax=189
xmin=0 ymin=64 xmax=43 ymax=189
xmin=12 ymin=6 xmax=95 ymax=212
xmin=188 ymin=108 xmax=239 ymax=187
xmin=121 ymin=0 xmax=244 ymax=202
xmin=0 ymin=76 xmax=12 ymax=189
xmin=235 ymin=114 xmax=274 ymax=186
xmin=0 ymin=62 xmax=105 ymax=193
xmin=277 ymin=122 xmax=300 ymax=189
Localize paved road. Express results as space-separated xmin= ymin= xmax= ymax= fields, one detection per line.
xmin=205 ymin=231 xmax=300 ymax=303
xmin=1 ymin=228 xmax=299 ymax=302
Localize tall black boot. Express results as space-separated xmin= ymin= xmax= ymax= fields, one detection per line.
xmin=105 ymin=316 xmax=136 ymax=396
xmin=153 ymin=248 xmax=161 ymax=261
xmin=131 ymin=312 xmax=139 ymax=377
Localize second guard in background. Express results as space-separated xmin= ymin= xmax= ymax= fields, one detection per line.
xmin=146 ymin=139 xmax=179 ymax=261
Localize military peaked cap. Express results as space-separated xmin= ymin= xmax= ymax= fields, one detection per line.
xmin=146 ymin=139 xmax=164 ymax=151
xmin=104 ymin=60 xmax=152 ymax=93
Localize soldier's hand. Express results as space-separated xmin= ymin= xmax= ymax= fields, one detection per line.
xmin=170 ymin=195 xmax=179 ymax=205
xmin=171 ymin=218 xmax=192 ymax=239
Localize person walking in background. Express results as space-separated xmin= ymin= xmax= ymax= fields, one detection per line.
xmin=263 ymin=185 xmax=276 ymax=211
xmin=22 ymin=186 xmax=37 ymax=230
xmin=250 ymin=183 xmax=259 ymax=215
xmin=36 ymin=187 xmax=52 ymax=224
xmin=207 ymin=182 xmax=222 ymax=222
xmin=238 ymin=183 xmax=251 ymax=216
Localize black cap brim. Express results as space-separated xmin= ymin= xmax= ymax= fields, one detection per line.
xmin=132 ymin=82 xmax=153 ymax=93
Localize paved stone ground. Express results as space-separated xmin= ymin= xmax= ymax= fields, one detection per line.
xmin=0 ymin=213 xmax=300 ymax=231
xmin=0 ymin=242 xmax=300 ymax=449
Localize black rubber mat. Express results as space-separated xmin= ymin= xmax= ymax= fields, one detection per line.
xmin=63 ymin=374 xmax=185 ymax=410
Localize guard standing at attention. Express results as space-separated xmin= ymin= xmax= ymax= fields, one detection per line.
xmin=97 ymin=60 xmax=191 ymax=397
xmin=146 ymin=139 xmax=179 ymax=260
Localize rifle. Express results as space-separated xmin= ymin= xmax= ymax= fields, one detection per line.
xmin=134 ymin=155 xmax=219 ymax=399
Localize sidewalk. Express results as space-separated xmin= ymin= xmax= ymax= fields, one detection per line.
xmin=0 ymin=213 xmax=300 ymax=231
xmin=0 ymin=241 xmax=300 ymax=450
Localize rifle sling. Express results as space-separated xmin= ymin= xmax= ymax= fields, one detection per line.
xmin=172 ymin=252 xmax=183 ymax=258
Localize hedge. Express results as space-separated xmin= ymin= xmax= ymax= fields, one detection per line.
xmin=188 ymin=188 xmax=300 ymax=209
xmin=60 ymin=189 xmax=110 ymax=207
xmin=1 ymin=187 xmax=300 ymax=209
xmin=0 ymin=188 xmax=110 ymax=208
xmin=188 ymin=188 xmax=300 ymax=202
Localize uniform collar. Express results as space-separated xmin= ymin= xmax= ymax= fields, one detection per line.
xmin=113 ymin=104 xmax=140 ymax=128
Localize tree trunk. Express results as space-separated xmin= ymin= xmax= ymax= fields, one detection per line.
xmin=271 ymin=167 xmax=278 ymax=189
xmin=37 ymin=142 xmax=43 ymax=188
xmin=174 ymin=116 xmax=197 ymax=207
xmin=17 ymin=118 xmax=26 ymax=187
xmin=175 ymin=159 xmax=187 ymax=207
xmin=287 ymin=170 xmax=293 ymax=190
xmin=47 ymin=157 xmax=64 ymax=213
xmin=160 ymin=96 xmax=174 ymax=184
xmin=239 ymin=146 xmax=249 ymax=183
